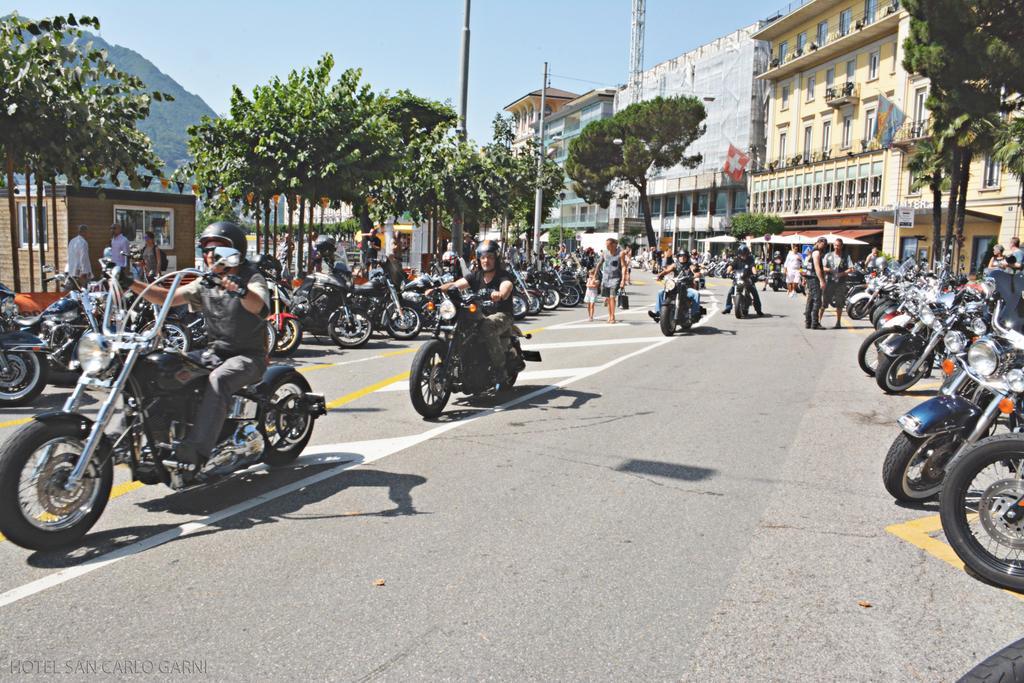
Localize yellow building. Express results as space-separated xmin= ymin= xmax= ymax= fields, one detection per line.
xmin=503 ymin=87 xmax=579 ymax=150
xmin=749 ymin=0 xmax=1021 ymax=270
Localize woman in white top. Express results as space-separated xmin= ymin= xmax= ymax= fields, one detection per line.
xmin=783 ymin=244 xmax=803 ymax=297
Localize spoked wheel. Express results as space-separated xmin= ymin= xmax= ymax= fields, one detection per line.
xmin=512 ymin=295 xmax=528 ymax=320
xmin=0 ymin=419 xmax=113 ymax=550
xmin=940 ymin=434 xmax=1024 ymax=592
xmin=0 ymin=351 xmax=48 ymax=407
xmin=271 ymin=318 xmax=303 ymax=358
xmin=527 ymin=294 xmax=542 ymax=316
xmin=143 ymin=320 xmax=191 ymax=354
xmin=265 ymin=323 xmax=277 ymax=356
xmin=386 ymin=306 xmax=421 ymax=341
xmin=847 ymin=297 xmax=872 ymax=321
xmin=328 ymin=309 xmax=373 ymax=349
xmin=542 ymin=288 xmax=560 ymax=310
xmin=876 ymin=352 xmax=928 ymax=394
xmin=882 ymin=432 xmax=955 ymax=502
xmin=858 ymin=327 xmax=905 ymax=377
xmin=261 ymin=377 xmax=316 ymax=466
xmin=560 ymin=286 xmax=581 ymax=307
xmin=409 ymin=340 xmax=450 ymax=418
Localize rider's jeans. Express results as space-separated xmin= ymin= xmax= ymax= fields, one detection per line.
xmin=480 ymin=312 xmax=514 ymax=374
xmin=653 ymin=288 xmax=700 ymax=317
xmin=187 ymin=353 xmax=266 ymax=457
xmin=724 ymin=283 xmax=762 ymax=313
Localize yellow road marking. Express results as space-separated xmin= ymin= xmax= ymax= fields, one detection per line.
xmin=886 ymin=514 xmax=1024 ymax=600
xmin=380 ymin=348 xmax=417 ymax=359
xmin=0 ymin=417 xmax=31 ymax=429
xmin=297 ymin=348 xmax=416 ymax=375
xmin=298 ymin=363 xmax=338 ymax=374
xmin=326 ymin=371 xmax=411 ymax=410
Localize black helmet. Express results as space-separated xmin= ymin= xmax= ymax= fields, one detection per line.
xmin=475 ymin=240 xmax=500 ymax=259
xmin=737 ymin=244 xmax=750 ymax=257
xmin=315 ymin=235 xmax=337 ymax=254
xmin=199 ymin=221 xmax=248 ymax=254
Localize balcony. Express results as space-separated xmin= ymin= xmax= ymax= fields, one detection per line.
xmin=891 ymin=118 xmax=933 ymax=150
xmin=760 ymin=140 xmax=885 ymax=174
xmin=825 ymin=82 xmax=858 ymax=108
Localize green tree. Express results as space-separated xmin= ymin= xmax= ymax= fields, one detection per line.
xmin=729 ymin=212 xmax=784 ymax=240
xmin=994 ymin=116 xmax=1024 ymax=219
xmin=566 ymin=96 xmax=707 ymax=247
xmin=906 ymin=136 xmax=951 ymax=263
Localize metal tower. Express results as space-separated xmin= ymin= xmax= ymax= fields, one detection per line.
xmin=628 ymin=0 xmax=646 ymax=104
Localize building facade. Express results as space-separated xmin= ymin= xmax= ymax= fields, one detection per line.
xmin=504 ymin=87 xmax=579 ymax=151
xmin=542 ymin=88 xmax=617 ymax=233
xmin=748 ymin=0 xmax=1020 ymax=268
xmin=614 ymin=23 xmax=771 ymax=250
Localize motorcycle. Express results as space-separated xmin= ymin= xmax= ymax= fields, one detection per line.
xmin=0 ymin=282 xmax=18 ymax=332
xmin=409 ymin=290 xmax=541 ymax=418
xmin=508 ymin=265 xmax=538 ymax=320
xmin=344 ymin=267 xmax=422 ymax=342
xmin=256 ymin=255 xmax=302 ymax=357
xmin=731 ymin=264 xmax=756 ymax=319
xmin=291 ymin=260 xmax=373 ymax=349
xmin=658 ymin=272 xmax=707 ymax=336
xmin=0 ymin=250 xmax=327 ymax=550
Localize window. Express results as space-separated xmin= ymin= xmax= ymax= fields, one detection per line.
xmin=858 ymin=178 xmax=869 ymax=205
xmin=650 ymin=197 xmax=662 ymax=216
xmin=806 ymin=75 xmax=816 ymax=101
xmin=779 ymin=132 xmax=788 ymax=163
xmin=864 ymin=0 xmax=878 ymax=24
xmin=817 ymin=21 xmax=829 ymax=46
xmin=715 ymin=190 xmax=729 ymax=216
xmin=114 ymin=207 xmax=174 ymax=249
xmin=794 ymin=187 xmax=802 ymax=212
xmin=822 ymin=121 xmax=833 ymax=153
xmin=871 ymin=175 xmax=882 ymax=203
xmin=796 ymin=32 xmax=807 ymax=54
xmin=664 ymin=195 xmax=676 ymax=216
xmin=826 ymin=67 xmax=835 ymax=89
xmin=733 ymin=190 xmax=748 ymax=214
xmin=781 ymin=85 xmax=790 ymax=109
xmin=679 ymin=194 xmax=692 ymax=215
xmin=840 ymin=9 xmax=852 ymax=35
xmin=983 ymin=156 xmax=1001 ymax=188
xmin=891 ymin=42 xmax=898 ymax=74
xmin=846 ymin=179 xmax=856 ymax=206
xmin=846 ymin=59 xmax=856 ymax=81
xmin=824 ymin=182 xmax=833 ymax=208
xmin=868 ymin=50 xmax=880 ymax=80
xmin=18 ymin=204 xmax=47 ymax=249
xmin=834 ymin=182 xmax=844 ymax=208
xmin=864 ymin=108 xmax=877 ymax=141
xmin=813 ymin=184 xmax=822 ymax=209
xmin=696 ymin=193 xmax=709 ymax=214
xmin=913 ymin=87 xmax=928 ymax=126
xmin=803 ymin=126 xmax=813 ymax=162
xmin=842 ymin=115 xmax=853 ymax=148
xmin=778 ymin=41 xmax=789 ymax=62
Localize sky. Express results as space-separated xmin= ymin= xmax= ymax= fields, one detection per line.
xmin=11 ymin=0 xmax=781 ymax=143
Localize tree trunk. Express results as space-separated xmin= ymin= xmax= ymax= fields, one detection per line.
xmin=272 ymin=198 xmax=278 ymax=256
xmin=36 ymin=174 xmax=46 ymax=292
xmin=944 ymin=146 xmax=962 ymax=262
xmin=287 ymin=198 xmax=295 ymax=271
xmin=4 ymin=156 xmax=21 ymax=287
xmin=50 ymin=176 xmax=60 ymax=279
xmin=954 ymin=149 xmax=972 ymax=269
xmin=263 ymin=202 xmax=271 ymax=255
xmin=637 ymin=182 xmax=656 ymax=248
xmin=931 ymin=175 xmax=942 ymax=269
xmin=25 ymin=167 xmax=34 ymax=292
xmin=297 ymin=196 xmax=306 ymax=275
xmin=254 ymin=202 xmax=261 ymax=255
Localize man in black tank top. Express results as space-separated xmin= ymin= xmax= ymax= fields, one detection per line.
xmin=804 ymin=236 xmax=827 ymax=329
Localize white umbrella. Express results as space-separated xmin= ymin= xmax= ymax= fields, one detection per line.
xmin=698 ymin=235 xmax=737 ymax=244
xmin=772 ymin=233 xmax=816 ymax=245
xmin=818 ymin=232 xmax=869 ymax=245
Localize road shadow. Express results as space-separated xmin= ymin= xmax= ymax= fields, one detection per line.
xmin=689 ymin=327 xmax=737 ymax=336
xmin=26 ymin=462 xmax=427 ymax=568
xmin=499 ymin=386 xmax=600 ymax=412
xmin=616 ymin=458 xmax=717 ymax=482
xmin=894 ymin=500 xmax=940 ymax=512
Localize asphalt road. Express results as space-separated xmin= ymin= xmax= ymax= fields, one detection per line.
xmin=0 ymin=277 xmax=1022 ymax=681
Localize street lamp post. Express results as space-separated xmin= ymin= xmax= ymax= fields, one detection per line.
xmin=453 ymin=0 xmax=472 ymax=254
xmin=532 ymin=61 xmax=549 ymax=265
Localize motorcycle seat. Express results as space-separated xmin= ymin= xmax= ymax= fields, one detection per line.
xmin=15 ymin=315 xmax=41 ymax=328
xmin=354 ymin=282 xmax=384 ymax=293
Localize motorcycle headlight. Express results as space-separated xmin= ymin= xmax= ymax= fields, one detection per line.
xmin=76 ymin=332 xmax=114 ymax=376
xmin=968 ymin=338 xmax=1001 ymax=378
xmin=970 ymin=317 xmax=989 ymax=337
xmin=663 ymin=276 xmax=677 ymax=292
xmin=439 ymin=299 xmax=457 ymax=321
xmin=943 ymin=331 xmax=967 ymax=354
xmin=919 ymin=306 xmax=936 ymax=327
xmin=0 ymin=298 xmax=17 ymax=317
xmin=1007 ymin=369 xmax=1024 ymax=393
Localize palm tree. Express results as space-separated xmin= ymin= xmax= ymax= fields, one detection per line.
xmin=993 ymin=117 xmax=1024 ymax=220
xmin=906 ymin=136 xmax=951 ymax=267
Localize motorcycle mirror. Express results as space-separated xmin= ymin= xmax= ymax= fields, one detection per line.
xmin=212 ymin=246 xmax=243 ymax=269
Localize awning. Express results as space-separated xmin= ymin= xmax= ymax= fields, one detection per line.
xmin=781 ymin=228 xmax=882 ymax=240
xmin=392 ymin=224 xmax=415 ymax=234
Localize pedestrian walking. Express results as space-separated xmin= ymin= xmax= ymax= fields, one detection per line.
xmin=594 ymin=237 xmax=626 ymax=323
xmin=140 ymin=232 xmax=165 ymax=281
xmin=804 ymin=236 xmax=827 ymax=330
xmin=65 ymin=224 xmax=93 ymax=281
xmin=109 ymin=223 xmax=130 ymax=268
xmin=784 ymin=244 xmax=802 ymax=297
xmin=822 ymin=238 xmax=853 ymax=328
xmin=584 ymin=268 xmax=599 ymax=321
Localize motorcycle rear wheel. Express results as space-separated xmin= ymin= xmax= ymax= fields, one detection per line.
xmin=0 ymin=419 xmax=113 ymax=550
xmin=940 ymin=434 xmax=1024 ymax=592
xmin=560 ymin=286 xmax=581 ymax=307
xmin=261 ymin=375 xmax=316 ymax=466
xmin=410 ymin=340 xmax=450 ymax=418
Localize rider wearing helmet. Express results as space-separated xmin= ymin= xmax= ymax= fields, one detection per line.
xmin=723 ymin=243 xmax=763 ymax=316
xmin=127 ymin=221 xmax=271 ymax=471
xmin=429 ymin=239 xmax=516 ymax=384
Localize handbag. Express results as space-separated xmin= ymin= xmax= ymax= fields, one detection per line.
xmin=618 ymin=289 xmax=630 ymax=310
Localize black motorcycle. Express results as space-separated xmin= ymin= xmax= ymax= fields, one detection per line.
xmin=343 ymin=267 xmax=422 ymax=342
xmin=732 ymin=264 xmax=756 ymax=319
xmin=291 ymin=261 xmax=373 ymax=349
xmin=0 ymin=252 xmax=327 ymax=550
xmin=0 ymin=327 xmax=50 ymax=406
xmin=409 ymin=290 xmax=542 ymax=418
xmin=658 ymin=271 xmax=706 ymax=336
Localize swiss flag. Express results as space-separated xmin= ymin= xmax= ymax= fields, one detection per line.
xmin=723 ymin=144 xmax=750 ymax=182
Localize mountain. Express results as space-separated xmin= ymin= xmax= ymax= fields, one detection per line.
xmin=84 ymin=33 xmax=218 ymax=172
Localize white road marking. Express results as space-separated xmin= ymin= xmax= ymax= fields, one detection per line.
xmin=523 ymin=337 xmax=669 ymax=350
xmin=0 ymin=304 xmax=719 ymax=609
xmin=377 ymin=367 xmax=600 ymax=392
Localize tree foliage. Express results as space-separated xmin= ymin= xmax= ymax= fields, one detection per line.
xmin=729 ymin=212 xmax=784 ymax=240
xmin=566 ymin=96 xmax=707 ymax=247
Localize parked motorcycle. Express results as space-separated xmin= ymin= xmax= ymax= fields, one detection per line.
xmin=409 ymin=290 xmax=541 ymax=418
xmin=344 ymin=266 xmax=422 ymax=342
xmin=256 ymin=255 xmax=302 ymax=357
xmin=0 ymin=252 xmax=327 ymax=550
xmin=291 ymin=260 xmax=373 ymax=349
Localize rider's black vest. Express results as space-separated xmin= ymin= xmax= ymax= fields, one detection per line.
xmin=201 ymin=262 xmax=268 ymax=357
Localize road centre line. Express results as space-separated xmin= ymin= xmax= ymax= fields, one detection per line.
xmin=377 ymin=367 xmax=600 ymax=392
xmin=0 ymin=304 xmax=718 ymax=609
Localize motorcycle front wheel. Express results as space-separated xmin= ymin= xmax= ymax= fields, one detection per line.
xmin=876 ymin=352 xmax=928 ymax=394
xmin=847 ymin=297 xmax=872 ymax=321
xmin=659 ymin=304 xmax=675 ymax=337
xmin=940 ymin=434 xmax=1024 ymax=592
xmin=328 ymin=309 xmax=373 ymax=349
xmin=527 ymin=294 xmax=542 ymax=316
xmin=858 ymin=326 xmax=905 ymax=377
xmin=142 ymin=320 xmax=191 ymax=354
xmin=560 ymin=286 xmax=581 ymax=307
xmin=0 ymin=350 xmax=48 ymax=407
xmin=734 ymin=292 xmax=744 ymax=319
xmin=882 ymin=431 xmax=953 ymax=502
xmin=0 ymin=418 xmax=113 ymax=550
xmin=271 ymin=317 xmax=303 ymax=358
xmin=386 ymin=306 xmax=421 ymax=341
xmin=542 ymin=289 xmax=560 ymax=311
xmin=512 ymin=294 xmax=528 ymax=320
xmin=410 ymin=339 xmax=450 ymax=418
